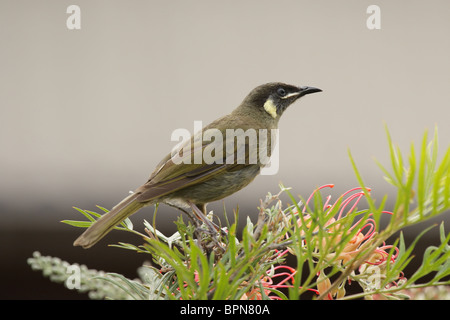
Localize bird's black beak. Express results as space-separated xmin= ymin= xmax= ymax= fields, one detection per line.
xmin=298 ymin=86 xmax=322 ymax=97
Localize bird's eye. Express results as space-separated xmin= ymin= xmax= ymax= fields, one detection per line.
xmin=277 ymin=88 xmax=287 ymax=97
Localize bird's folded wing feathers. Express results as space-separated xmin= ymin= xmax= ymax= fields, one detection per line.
xmin=135 ymin=130 xmax=253 ymax=203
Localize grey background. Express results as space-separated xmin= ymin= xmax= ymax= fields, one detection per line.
xmin=1 ymin=1 xmax=449 ymax=299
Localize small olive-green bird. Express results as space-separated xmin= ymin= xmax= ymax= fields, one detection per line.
xmin=74 ymin=82 xmax=321 ymax=248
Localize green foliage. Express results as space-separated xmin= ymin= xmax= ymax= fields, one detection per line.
xmin=30 ymin=125 xmax=450 ymax=300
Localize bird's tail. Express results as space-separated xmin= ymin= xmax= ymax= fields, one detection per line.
xmin=73 ymin=192 xmax=145 ymax=249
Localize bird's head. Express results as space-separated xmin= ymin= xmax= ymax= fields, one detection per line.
xmin=241 ymin=82 xmax=322 ymax=121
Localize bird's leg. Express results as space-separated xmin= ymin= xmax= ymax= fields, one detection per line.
xmin=188 ymin=202 xmax=220 ymax=235
xmin=189 ymin=202 xmax=227 ymax=236
xmin=165 ymin=203 xmax=202 ymax=228
xmin=166 ymin=201 xmax=225 ymax=254
xmin=188 ymin=202 xmax=226 ymax=254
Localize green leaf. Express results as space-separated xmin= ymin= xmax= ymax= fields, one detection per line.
xmin=109 ymin=242 xmax=148 ymax=253
xmin=96 ymin=205 xmax=110 ymax=213
xmin=60 ymin=220 xmax=92 ymax=228
xmin=388 ymin=225 xmax=435 ymax=286
xmin=121 ymin=217 xmax=133 ymax=230
xmin=94 ymin=273 xmax=147 ymax=300
xmin=212 ymin=263 xmax=230 ymax=299
xmin=72 ymin=207 xmax=101 ymax=222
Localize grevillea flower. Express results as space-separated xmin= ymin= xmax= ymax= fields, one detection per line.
xmin=296 ymin=185 xmax=393 ymax=259
xmin=299 ymin=184 xmax=402 ymax=298
xmin=241 ymin=265 xmax=318 ymax=300
xmin=243 ymin=184 xmax=403 ymax=300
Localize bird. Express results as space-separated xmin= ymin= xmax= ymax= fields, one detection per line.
xmin=73 ymin=82 xmax=322 ymax=248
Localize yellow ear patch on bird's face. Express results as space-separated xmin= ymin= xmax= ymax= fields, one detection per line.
xmin=263 ymin=99 xmax=278 ymax=118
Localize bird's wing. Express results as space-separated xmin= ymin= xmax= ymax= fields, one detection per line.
xmin=134 ymin=125 xmax=256 ymax=203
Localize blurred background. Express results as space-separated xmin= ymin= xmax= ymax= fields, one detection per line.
xmin=1 ymin=0 xmax=449 ymax=299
